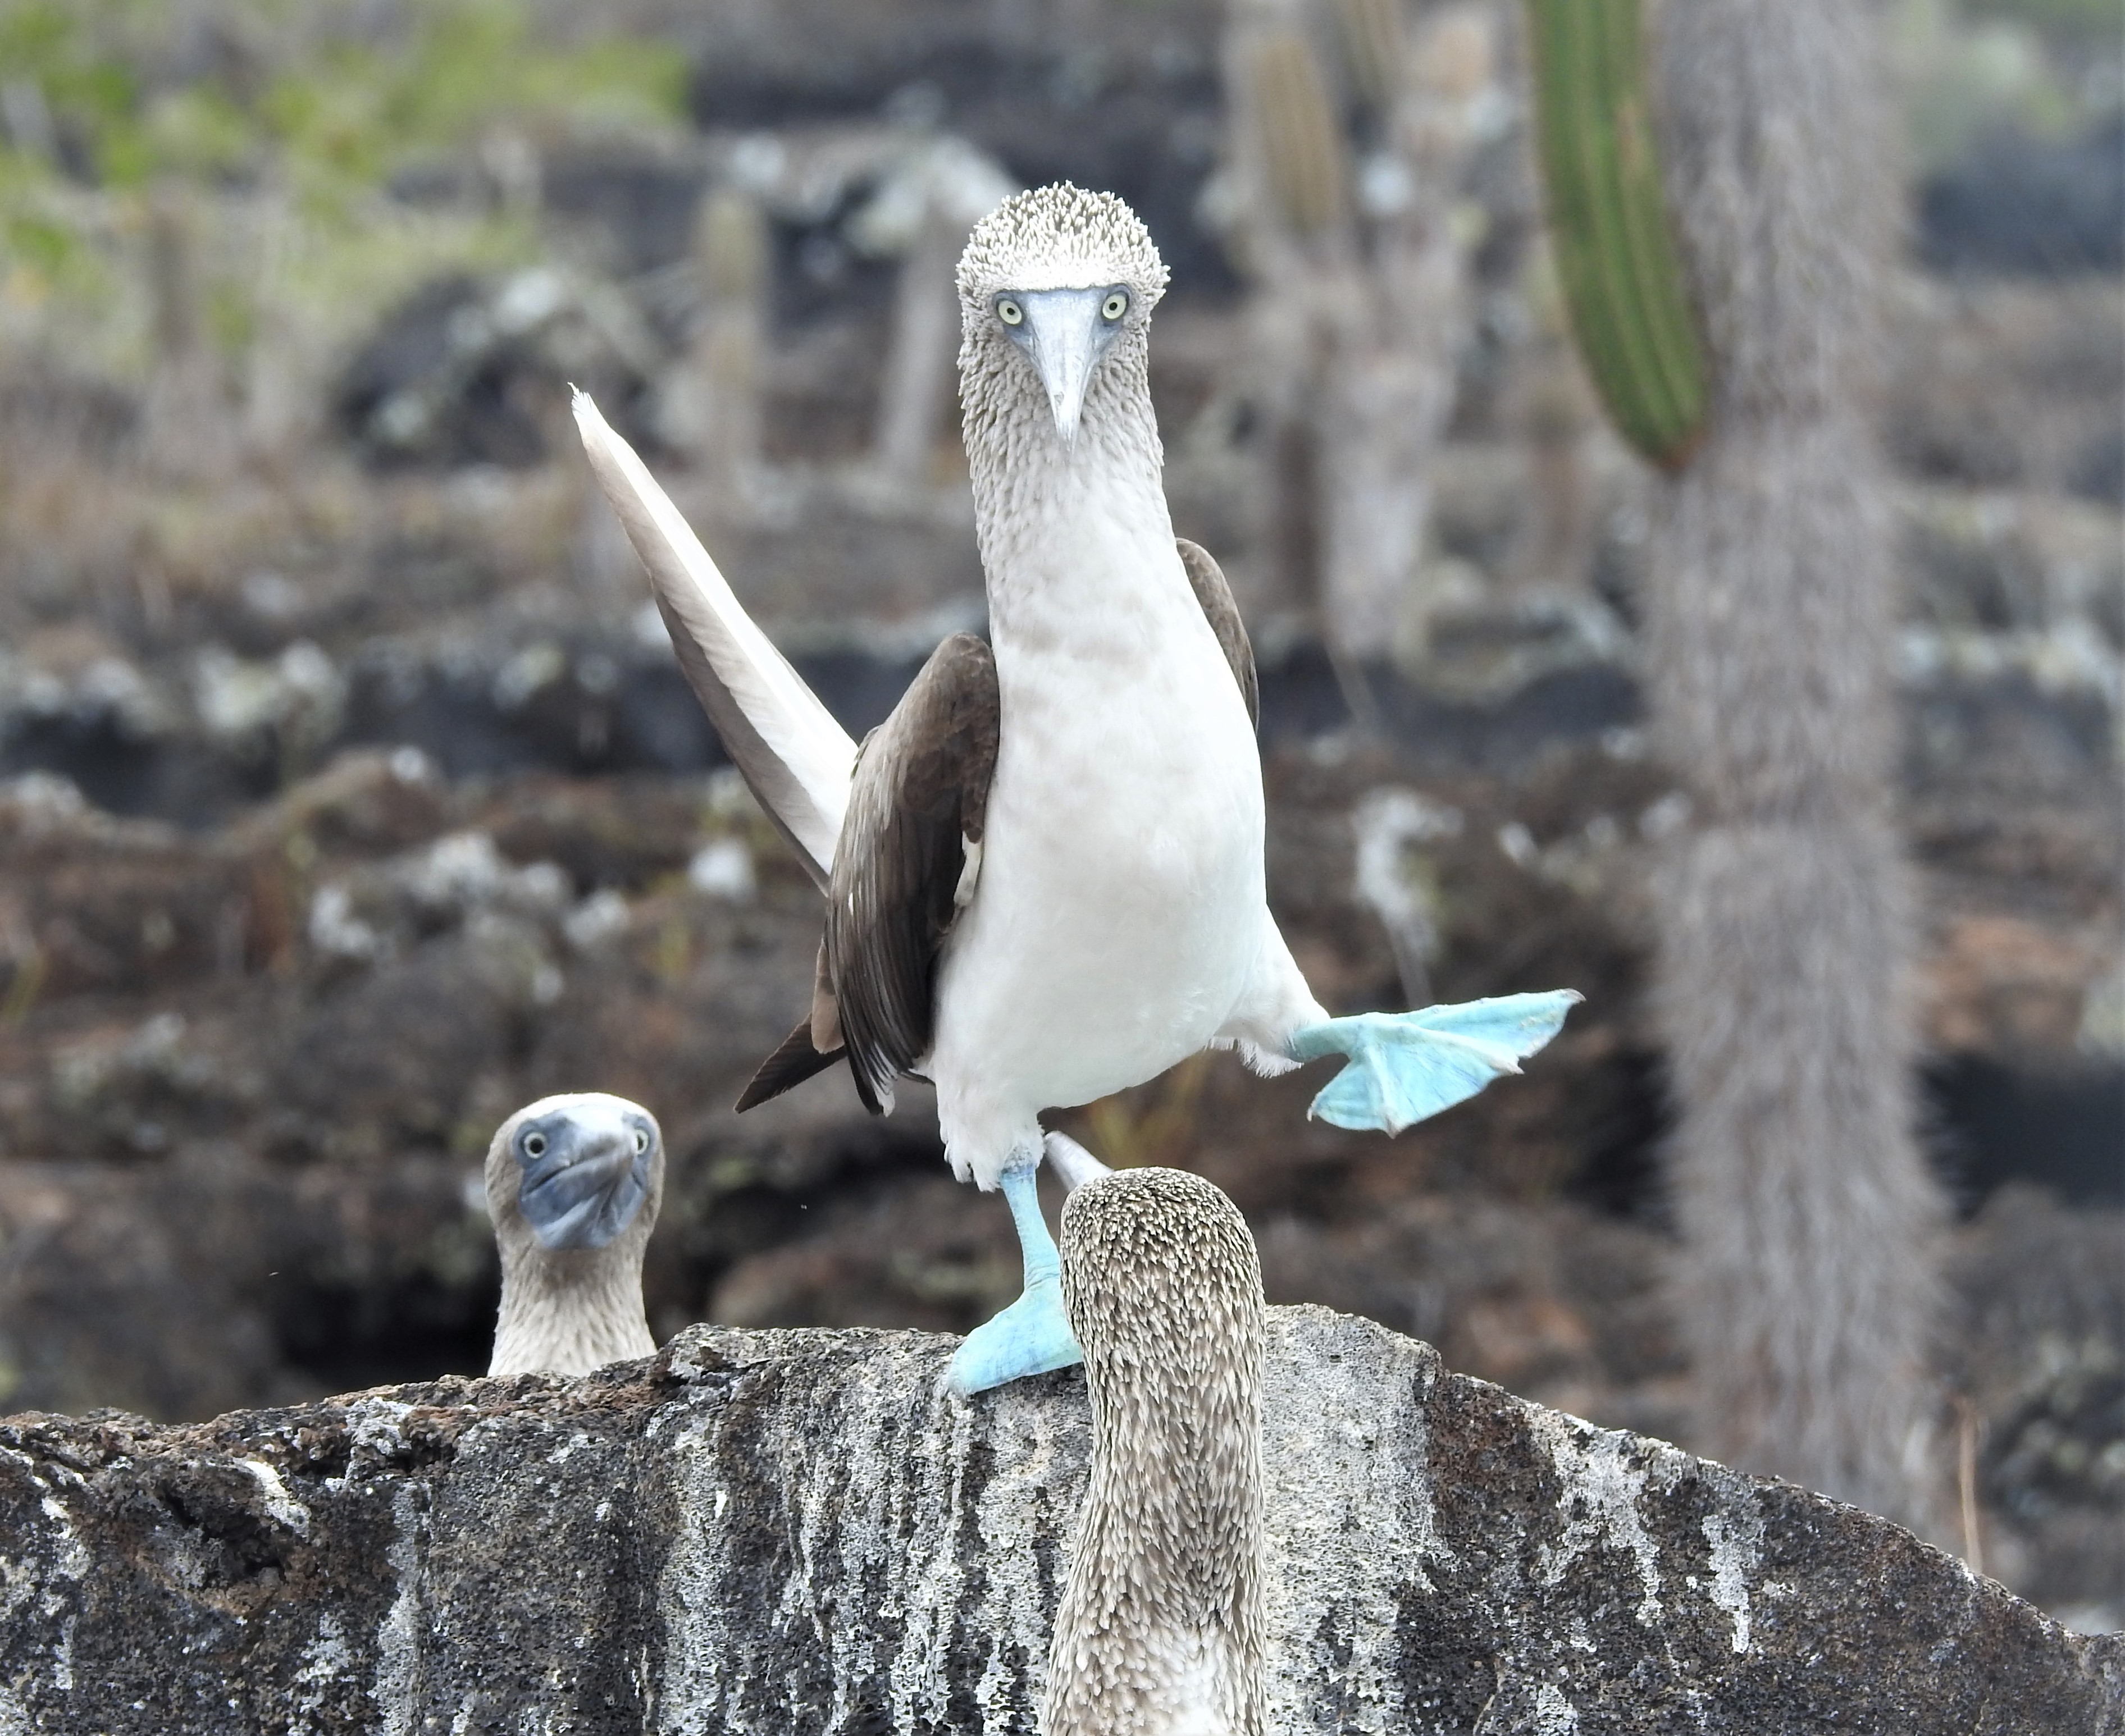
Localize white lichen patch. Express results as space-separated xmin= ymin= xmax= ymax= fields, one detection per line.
xmin=1533 ymin=1682 xmax=1580 ymax=1733
xmin=290 ymin=1611 xmax=356 ymax=1732
xmin=1262 ymin=1309 xmax=1445 ymax=1734
xmin=35 ymin=1493 xmax=90 ymax=1583
xmin=1702 ymin=1497 xmax=1764 ymax=1653
xmin=295 ymin=1613 xmax=353 ymax=1684
xmin=26 ymin=1482 xmax=92 ymax=1675
xmin=1528 ymin=1410 xmax=1681 ymax=1625
xmin=654 ymin=1332 xmax=1084 ymax=1736
xmin=341 ymin=1398 xmax=416 ymax=1478
xmin=372 ymin=1483 xmax=426 ymax=1736
xmin=239 ymin=1459 xmax=311 ymax=1537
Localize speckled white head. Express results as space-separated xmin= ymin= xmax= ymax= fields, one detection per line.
xmin=957 ymin=183 xmax=1169 ymax=450
xmin=957 ymin=182 xmax=1169 ymax=304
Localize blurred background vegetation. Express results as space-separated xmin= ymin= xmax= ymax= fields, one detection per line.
xmin=0 ymin=0 xmax=682 ymax=373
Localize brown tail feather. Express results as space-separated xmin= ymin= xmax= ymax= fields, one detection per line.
xmin=735 ymin=1017 xmax=846 ymax=1112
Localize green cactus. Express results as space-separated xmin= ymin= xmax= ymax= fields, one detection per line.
xmin=1525 ymin=0 xmax=1707 ymax=470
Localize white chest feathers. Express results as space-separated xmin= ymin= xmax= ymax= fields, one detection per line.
xmin=929 ymin=530 xmax=1266 ymax=1120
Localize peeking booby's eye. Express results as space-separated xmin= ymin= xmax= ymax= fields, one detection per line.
xmin=631 ymin=1127 xmax=650 ymax=1155
xmin=1101 ymin=291 xmax=1129 ymax=322
xmin=996 ymin=297 xmax=1024 ymax=327
xmin=521 ymin=1129 xmax=547 ymax=1159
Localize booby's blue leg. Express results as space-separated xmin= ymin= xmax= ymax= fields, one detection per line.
xmin=947 ymin=1161 xmax=1083 ymax=1395
xmin=1288 ymin=989 xmax=1583 ymax=1134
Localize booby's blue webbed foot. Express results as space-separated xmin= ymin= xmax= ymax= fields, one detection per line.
xmin=947 ymin=1163 xmax=1083 ymax=1395
xmin=1288 ymin=990 xmax=1583 ymax=1135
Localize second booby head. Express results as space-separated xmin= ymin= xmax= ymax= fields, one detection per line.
xmin=485 ymin=1091 xmax=663 ymax=1378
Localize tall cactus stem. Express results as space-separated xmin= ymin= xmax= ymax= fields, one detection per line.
xmin=1525 ymin=0 xmax=1707 ymax=469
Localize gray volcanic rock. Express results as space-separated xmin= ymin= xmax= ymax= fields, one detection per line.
xmin=0 ymin=1308 xmax=2117 ymax=1734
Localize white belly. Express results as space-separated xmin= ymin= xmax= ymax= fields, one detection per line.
xmin=927 ymin=616 xmax=1264 ymax=1175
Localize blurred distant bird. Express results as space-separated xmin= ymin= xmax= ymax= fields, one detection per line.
xmin=1047 ymin=1162 xmax=1270 ymax=1736
xmin=575 ymin=184 xmax=1576 ymax=1395
xmin=486 ymin=1092 xmax=662 ymax=1377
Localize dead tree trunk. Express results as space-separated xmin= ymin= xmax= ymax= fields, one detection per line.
xmin=1221 ymin=0 xmax=1497 ymax=679
xmin=873 ymin=204 xmax=963 ymax=489
xmin=1319 ymin=2 xmax=1501 ymax=666
xmin=1644 ymin=0 xmax=1945 ymax=1528
xmin=678 ymin=185 xmax=769 ymax=493
xmin=138 ymin=181 xmax=236 ymax=483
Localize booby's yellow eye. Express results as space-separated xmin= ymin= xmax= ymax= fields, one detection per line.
xmin=997 ymin=298 xmax=1023 ymax=326
xmin=523 ymin=1130 xmax=547 ymax=1158
xmin=1102 ymin=292 xmax=1128 ymax=321
xmin=632 ymin=1128 xmax=649 ymax=1154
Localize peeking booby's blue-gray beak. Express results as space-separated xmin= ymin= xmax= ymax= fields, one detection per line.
xmin=1014 ymin=287 xmax=1121 ymax=446
xmin=514 ymin=1104 xmax=656 ymax=1251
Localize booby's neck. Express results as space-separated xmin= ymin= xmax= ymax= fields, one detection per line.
xmin=962 ymin=343 xmax=1182 ymax=645
xmin=489 ymin=1241 xmax=655 ymax=1378
xmin=1049 ymin=1171 xmax=1269 ymax=1736
xmin=1050 ymin=1382 xmax=1268 ymax=1736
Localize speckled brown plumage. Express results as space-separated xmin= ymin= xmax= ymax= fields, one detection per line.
xmin=1050 ymin=1167 xmax=1267 ymax=1736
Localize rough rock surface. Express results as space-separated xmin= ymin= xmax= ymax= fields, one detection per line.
xmin=1 ymin=1309 xmax=2115 ymax=1735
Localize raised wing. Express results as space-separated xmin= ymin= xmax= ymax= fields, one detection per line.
xmin=573 ymin=391 xmax=855 ymax=890
xmin=826 ymin=633 xmax=1000 ymax=1114
xmin=1176 ymin=537 xmax=1258 ymax=729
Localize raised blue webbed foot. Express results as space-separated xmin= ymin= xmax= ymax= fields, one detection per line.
xmin=1288 ymin=989 xmax=1583 ymax=1135
xmin=947 ymin=1162 xmax=1083 ymax=1395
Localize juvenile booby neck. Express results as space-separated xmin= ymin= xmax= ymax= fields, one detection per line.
xmin=573 ymin=183 xmax=1577 ymax=1395
xmin=1048 ymin=1164 xmax=1269 ymax=1736
xmin=486 ymin=1093 xmax=663 ymax=1377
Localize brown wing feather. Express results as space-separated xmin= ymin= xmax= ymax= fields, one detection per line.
xmin=735 ymin=1016 xmax=843 ymax=1111
xmin=827 ymin=633 xmax=999 ymax=1113
xmin=1176 ymin=538 xmax=1258 ymax=729
xmin=732 ymin=635 xmax=997 ymax=1116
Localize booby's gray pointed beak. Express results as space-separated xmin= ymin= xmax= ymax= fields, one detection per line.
xmin=1019 ymin=288 xmax=1110 ymax=446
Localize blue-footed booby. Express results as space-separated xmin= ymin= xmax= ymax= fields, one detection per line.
xmin=1048 ymin=1161 xmax=1268 ymax=1736
xmin=573 ymin=183 xmax=1576 ymax=1394
xmin=486 ymin=1092 xmax=663 ymax=1377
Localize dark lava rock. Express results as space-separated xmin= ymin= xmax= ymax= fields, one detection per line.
xmin=0 ymin=1309 xmax=2116 ymax=1733
xmin=0 ymin=1152 xmax=493 ymax=1422
xmin=1921 ymin=119 xmax=2125 ymax=279
xmin=685 ymin=0 xmax=1235 ymax=296
xmin=334 ymin=272 xmax=650 ymax=471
